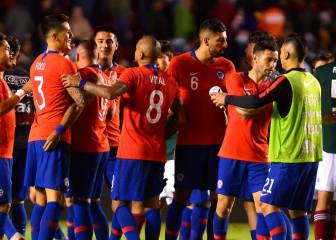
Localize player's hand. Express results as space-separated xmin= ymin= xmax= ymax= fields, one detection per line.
xmin=322 ymin=112 xmax=336 ymax=124
xmin=61 ymin=73 xmax=81 ymax=88
xmin=43 ymin=131 xmax=61 ymax=151
xmin=109 ymin=71 xmax=118 ymax=85
xmin=210 ymin=92 xmax=227 ymax=108
xmin=21 ymin=81 xmax=32 ymax=93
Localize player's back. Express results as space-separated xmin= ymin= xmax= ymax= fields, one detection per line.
xmin=168 ymin=51 xmax=236 ymax=145
xmin=29 ymin=52 xmax=76 ymax=143
xmin=117 ymin=65 xmax=177 ymax=162
xmin=71 ymin=65 xmax=110 ymax=152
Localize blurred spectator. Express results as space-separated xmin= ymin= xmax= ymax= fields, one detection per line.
xmin=5 ymin=0 xmax=34 ymax=40
xmin=69 ymin=6 xmax=93 ymax=40
xmin=257 ymin=5 xmax=286 ymax=39
xmin=147 ymin=0 xmax=172 ymax=40
xmin=173 ymin=0 xmax=196 ymax=39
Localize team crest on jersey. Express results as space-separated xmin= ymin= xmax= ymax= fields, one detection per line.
xmin=0 ymin=189 xmax=3 ymax=197
xmin=216 ymin=71 xmax=225 ymax=80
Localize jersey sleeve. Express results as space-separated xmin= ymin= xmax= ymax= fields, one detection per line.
xmin=226 ymin=75 xmax=291 ymax=108
xmin=62 ymin=59 xmax=77 ymax=75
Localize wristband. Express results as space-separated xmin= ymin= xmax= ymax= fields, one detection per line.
xmin=15 ymin=89 xmax=26 ymax=100
xmin=55 ymin=124 xmax=66 ymax=134
xmin=79 ymin=79 xmax=87 ymax=89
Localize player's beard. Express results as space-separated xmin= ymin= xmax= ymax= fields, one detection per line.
xmin=209 ymin=46 xmax=224 ymax=58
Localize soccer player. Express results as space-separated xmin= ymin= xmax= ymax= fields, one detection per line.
xmin=27 ymin=14 xmax=85 ymax=240
xmin=164 ymin=19 xmax=236 ymax=240
xmin=69 ymin=39 xmax=111 ymax=240
xmin=211 ymin=33 xmax=278 ymax=240
xmin=2 ymin=36 xmax=33 ymax=239
xmin=93 ymin=26 xmax=125 ymax=240
xmin=212 ymin=33 xmax=322 ymax=240
xmin=313 ymin=55 xmax=336 ymax=240
xmin=0 ymin=34 xmax=31 ymax=240
xmin=62 ymin=35 xmax=181 ymax=240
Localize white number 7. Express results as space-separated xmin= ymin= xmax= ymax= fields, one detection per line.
xmin=34 ymin=76 xmax=46 ymax=110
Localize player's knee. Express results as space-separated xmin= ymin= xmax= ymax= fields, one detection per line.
xmin=216 ymin=197 xmax=233 ymax=217
xmin=111 ymin=200 xmax=127 ymax=212
xmin=65 ymin=197 xmax=73 ymax=207
xmin=0 ymin=203 xmax=11 ymax=213
xmin=260 ymin=202 xmax=279 ymax=215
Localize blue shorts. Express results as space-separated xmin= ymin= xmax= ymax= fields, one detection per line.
xmin=216 ymin=158 xmax=269 ymax=198
xmin=69 ymin=152 xmax=109 ymax=199
xmin=260 ymin=162 xmax=318 ymax=211
xmin=238 ymin=178 xmax=254 ymax=202
xmin=189 ymin=189 xmax=209 ymax=204
xmin=26 ymin=141 xmax=70 ymax=192
xmin=12 ymin=149 xmax=28 ymax=199
xmin=24 ymin=143 xmax=37 ymax=187
xmin=104 ymin=147 xmax=118 ymax=189
xmin=0 ymin=158 xmax=13 ymax=203
xmin=111 ymin=159 xmax=165 ymax=201
xmin=175 ymin=145 xmax=220 ymax=190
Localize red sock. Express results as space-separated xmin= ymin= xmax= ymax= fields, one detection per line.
xmin=314 ymin=210 xmax=332 ymax=240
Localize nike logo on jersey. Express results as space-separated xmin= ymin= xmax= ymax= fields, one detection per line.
xmin=304 ymin=80 xmax=314 ymax=87
xmin=190 ymin=72 xmax=198 ymax=76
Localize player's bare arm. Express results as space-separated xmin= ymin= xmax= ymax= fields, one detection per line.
xmin=62 ymin=73 xmax=128 ymax=100
xmin=43 ymin=84 xmax=86 ymax=151
xmin=43 ymin=102 xmax=84 ymax=151
xmin=165 ymin=96 xmax=186 ymax=138
xmin=0 ymin=82 xmax=31 ymax=115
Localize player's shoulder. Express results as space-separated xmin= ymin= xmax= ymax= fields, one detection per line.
xmin=315 ymin=61 xmax=336 ymax=74
xmin=115 ymin=64 xmax=126 ymax=72
xmin=214 ymin=57 xmax=235 ymax=70
xmin=171 ymin=52 xmax=193 ymax=65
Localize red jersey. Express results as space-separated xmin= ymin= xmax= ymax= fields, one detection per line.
xmin=104 ymin=64 xmax=126 ymax=147
xmin=117 ymin=65 xmax=177 ymax=162
xmin=168 ymin=51 xmax=236 ymax=145
xmin=219 ymin=72 xmax=272 ymax=162
xmin=71 ymin=65 xmax=110 ymax=152
xmin=29 ymin=52 xmax=76 ymax=143
xmin=0 ymin=78 xmax=15 ymax=158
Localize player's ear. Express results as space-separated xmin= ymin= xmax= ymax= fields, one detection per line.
xmin=203 ymin=37 xmax=210 ymax=47
xmin=139 ymin=51 xmax=145 ymax=60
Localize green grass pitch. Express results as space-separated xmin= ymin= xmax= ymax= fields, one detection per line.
xmin=22 ymin=222 xmax=315 ymax=239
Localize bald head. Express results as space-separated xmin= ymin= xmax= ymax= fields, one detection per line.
xmin=135 ymin=36 xmax=161 ymax=65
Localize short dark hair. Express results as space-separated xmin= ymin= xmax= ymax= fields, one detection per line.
xmin=159 ymin=40 xmax=174 ymax=58
xmin=77 ymin=39 xmax=97 ymax=60
xmin=312 ymin=52 xmax=335 ymax=68
xmin=248 ymin=31 xmax=271 ymax=44
xmin=41 ymin=14 xmax=69 ymax=37
xmin=6 ymin=36 xmax=20 ymax=55
xmin=253 ymin=34 xmax=278 ymax=54
xmin=94 ymin=25 xmax=117 ymax=40
xmin=199 ymin=19 xmax=226 ymax=34
xmin=283 ymin=33 xmax=307 ymax=62
xmin=0 ymin=33 xmax=6 ymax=43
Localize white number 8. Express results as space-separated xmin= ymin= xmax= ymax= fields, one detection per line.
xmin=34 ymin=76 xmax=46 ymax=110
xmin=146 ymin=90 xmax=164 ymax=124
